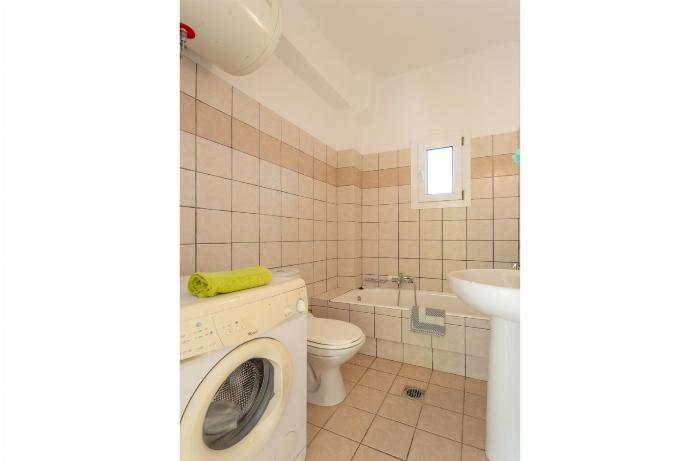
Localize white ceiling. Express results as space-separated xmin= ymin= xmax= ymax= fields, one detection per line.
xmin=294 ymin=0 xmax=519 ymax=79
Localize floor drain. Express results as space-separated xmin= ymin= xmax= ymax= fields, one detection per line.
xmin=403 ymin=386 xmax=425 ymax=400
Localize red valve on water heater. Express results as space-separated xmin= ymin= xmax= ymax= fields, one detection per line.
xmin=180 ymin=23 xmax=195 ymax=59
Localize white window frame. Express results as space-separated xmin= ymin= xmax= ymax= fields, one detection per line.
xmin=410 ymin=131 xmax=471 ymax=209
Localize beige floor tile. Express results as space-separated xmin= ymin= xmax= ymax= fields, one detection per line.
xmin=344 ymin=385 xmax=387 ymax=413
xmin=398 ymin=363 xmax=432 ymax=382
xmin=359 ymin=369 xmax=396 ymax=392
xmin=307 ymin=429 xmax=359 ymax=461
xmin=344 ymin=379 xmax=356 ymax=395
xmin=362 ymin=416 xmax=415 ymax=460
xmin=407 ymin=429 xmax=462 ymax=461
xmin=464 ymin=392 xmax=487 ymax=419
xmin=352 ymin=444 xmax=399 ymax=461
xmin=429 ymin=370 xmax=465 ymax=390
xmin=369 ymin=358 xmax=402 ymax=375
xmin=465 ymin=378 xmax=488 ymax=397
xmin=349 ymin=353 xmax=376 ymax=368
xmin=307 ymin=423 xmax=320 ymax=445
xmin=388 ymin=376 xmax=429 ymax=396
xmin=325 ymin=405 xmax=376 ymax=442
xmin=425 ymin=384 xmax=463 ymax=413
xmin=377 ymin=394 xmax=422 ymax=426
xmin=463 ymin=415 xmax=486 ymax=449
xmin=416 ymin=404 xmax=462 ymax=442
xmin=462 ymin=444 xmax=489 ymax=461
xmin=307 ymin=403 xmax=339 ymax=427
xmin=341 ymin=363 xmax=367 ymax=383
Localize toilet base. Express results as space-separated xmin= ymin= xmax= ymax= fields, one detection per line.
xmin=307 ymin=364 xmax=348 ymax=406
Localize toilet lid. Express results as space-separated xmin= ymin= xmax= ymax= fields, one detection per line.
xmin=307 ymin=317 xmax=364 ymax=348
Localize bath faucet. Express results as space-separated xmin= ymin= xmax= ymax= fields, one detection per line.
xmin=512 ymin=263 xmax=520 ymax=270
xmin=391 ymin=273 xmax=418 ymax=307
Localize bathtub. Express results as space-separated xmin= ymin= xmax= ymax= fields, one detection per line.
xmin=310 ymin=287 xmax=491 ymax=380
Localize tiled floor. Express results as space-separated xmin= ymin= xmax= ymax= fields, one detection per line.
xmin=306 ymin=355 xmax=489 ymax=461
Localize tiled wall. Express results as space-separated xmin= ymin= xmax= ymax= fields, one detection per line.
xmin=180 ymin=57 xmax=519 ymax=298
xmin=180 ymin=57 xmax=340 ymax=297
xmin=360 ymin=133 xmax=520 ymax=292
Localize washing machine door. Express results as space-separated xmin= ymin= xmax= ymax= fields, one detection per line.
xmin=181 ymin=337 xmax=293 ymax=461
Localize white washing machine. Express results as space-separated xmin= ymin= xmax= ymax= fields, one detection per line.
xmin=180 ymin=276 xmax=308 ymax=461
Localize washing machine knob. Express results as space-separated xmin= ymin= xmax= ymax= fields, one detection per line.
xmin=295 ymin=298 xmax=307 ymax=313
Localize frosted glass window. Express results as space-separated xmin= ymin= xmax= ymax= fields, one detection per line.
xmin=426 ymin=146 xmax=454 ymax=195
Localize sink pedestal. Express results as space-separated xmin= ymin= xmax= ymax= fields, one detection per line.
xmin=486 ymin=317 xmax=520 ymax=461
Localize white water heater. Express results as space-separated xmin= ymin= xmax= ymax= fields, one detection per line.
xmin=181 ymin=0 xmax=282 ymax=76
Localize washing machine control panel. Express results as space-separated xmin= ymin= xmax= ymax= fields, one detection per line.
xmin=180 ymin=287 xmax=308 ymax=360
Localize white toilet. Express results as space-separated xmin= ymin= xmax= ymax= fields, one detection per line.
xmin=307 ymin=313 xmax=365 ymax=406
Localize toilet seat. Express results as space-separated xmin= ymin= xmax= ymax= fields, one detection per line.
xmin=307 ymin=317 xmax=364 ymax=351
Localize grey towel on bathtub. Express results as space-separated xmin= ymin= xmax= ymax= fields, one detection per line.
xmin=411 ymin=306 xmax=446 ymax=336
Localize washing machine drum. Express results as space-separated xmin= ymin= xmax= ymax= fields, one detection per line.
xmin=202 ymin=358 xmax=274 ymax=450
xmin=181 ymin=338 xmax=293 ymax=461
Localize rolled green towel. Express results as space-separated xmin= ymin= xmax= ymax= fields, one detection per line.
xmin=187 ymin=266 xmax=273 ymax=298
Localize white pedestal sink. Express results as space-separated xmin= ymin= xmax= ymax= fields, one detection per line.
xmin=448 ymin=269 xmax=519 ymax=461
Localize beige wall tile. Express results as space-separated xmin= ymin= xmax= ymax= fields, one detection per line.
xmin=443 ymin=207 xmax=466 ymax=220
xmin=362 ymin=188 xmax=378 ymax=205
xmin=467 ymin=261 xmax=493 ymax=269
xmin=493 ymin=154 xmax=519 ymax=177
xmin=398 ymin=257 xmax=419 ymax=276
xmin=180 ymin=207 xmax=195 ymax=244
xmin=432 ymin=324 xmax=465 ymax=353
xmin=232 ymin=242 xmax=259 ymax=268
xmin=379 ymin=150 xmax=398 ymax=169
xmin=467 ymin=198 xmax=493 ymax=220
xmin=492 ymin=131 xmax=519 ymax=155
xmin=420 ymin=240 xmax=442 ymax=259
xmin=196 ymin=243 xmax=231 ymax=272
xmin=180 ymin=169 xmax=195 ymax=207
xmin=362 ymin=223 xmax=378 ymax=240
xmin=379 ymin=203 xmax=398 ymax=222
xmin=376 ymin=339 xmax=404 ymax=362
xmin=471 ymin=157 xmax=492 ymax=179
xmin=260 ymin=241 xmax=281 ymax=268
xmin=259 ymin=105 xmax=281 ymax=139
xmin=232 ymin=118 xmax=259 ymax=157
xmin=231 ymin=212 xmax=259 ymax=242
xmin=299 ymin=174 xmax=314 ymax=198
xmin=299 ymin=151 xmax=314 ymax=177
xmin=420 ymin=208 xmax=442 ymax=221
xmin=399 ymin=221 xmax=420 ymax=241
xmin=281 ymin=168 xmax=298 ymax=194
xmin=196 ymin=66 xmax=232 ymax=114
xmin=314 ymin=201 xmax=326 ymax=221
xmin=259 ymin=160 xmax=281 ymax=190
xmin=313 ymin=140 xmax=326 ymax=162
xmin=432 ymin=349 xmax=465 ymax=375
xmin=467 ymin=241 xmax=493 ymax=262
xmin=397 ymin=166 xmax=411 ymax=186
xmin=443 ymin=241 xmax=466 ymax=260
xmin=281 ymin=143 xmax=300 ymax=171
xmin=466 ymin=356 xmax=489 ymax=381
xmin=313 ymin=159 xmax=327 ymax=182
xmin=471 ymin=135 xmax=492 ymax=157
xmin=467 ymin=220 xmax=493 ymax=240
xmin=363 ymin=240 xmax=378 ymax=257
xmin=363 ymin=153 xmax=379 ymax=171
xmin=299 ymin=196 xmax=314 ymax=219
xmin=350 ymin=311 xmax=375 ymax=338
xmin=493 ymin=175 xmax=519 ymax=197
xmin=420 ymin=221 xmax=442 ymax=240
xmin=180 ymin=244 xmax=195 ymax=275
xmin=379 ymin=240 xmax=398 ymax=258
xmin=314 ymin=180 xmax=327 ymax=201
xmin=180 ymin=131 xmax=195 ymax=170
xmin=398 ymin=185 xmax=411 ymax=203
xmin=259 ymin=133 xmax=281 ymax=165
xmin=232 ymin=88 xmax=259 ymax=128
xmin=375 ymin=314 xmax=402 ymax=342
xmin=259 ymin=187 xmax=282 ymax=216
xmin=494 ymin=219 xmax=519 ymax=240
xmin=197 ymin=137 xmax=232 ymax=178
xmin=231 ymin=181 xmax=259 ymax=213
xmin=420 ymin=259 xmax=442 ymax=279
xmin=378 ymin=168 xmax=398 ymax=187
xmin=180 ymin=92 xmax=196 ymax=134
xmin=299 ymin=241 xmax=314 ymax=263
xmin=379 ymin=258 xmax=398 ymax=276
xmin=443 ymin=221 xmax=467 ymax=240
xmin=362 ymin=205 xmax=379 ymax=223
xmin=362 ymin=257 xmax=378 ymax=274
xmin=299 ymin=130 xmax=314 ymax=155
xmin=196 ymin=101 xmax=231 ymax=146
xmin=494 ymin=197 xmax=519 ymax=219
xmin=443 ymin=259 xmax=466 ymax=277
xmin=362 ymin=170 xmax=379 ymax=188
xmin=379 ymin=222 xmax=398 ymax=240
xmin=472 ymin=178 xmax=493 ymax=199
xmin=232 ymin=149 xmax=260 ymax=185
xmin=282 ymin=241 xmax=299 ymax=265
xmin=180 ymin=57 xmax=196 ymax=97
xmin=399 ymin=203 xmax=419 ymax=222
xmin=196 ymin=208 xmax=231 ymax=243
xmin=403 ymin=344 xmax=433 ymax=368
xmin=397 ymin=148 xmax=411 ymax=167
xmin=420 ymin=278 xmax=442 ymax=291
xmin=494 ymin=241 xmax=519 ymax=262
xmin=259 ymin=214 xmax=281 ymax=242
xmin=466 ymin=328 xmax=490 ymax=358
xmin=299 ymin=219 xmax=314 ymax=241
xmin=197 ymin=173 xmax=231 ymax=210
xmin=378 ymin=186 xmax=398 ymax=204
xmin=281 ymin=217 xmax=298 ymax=241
